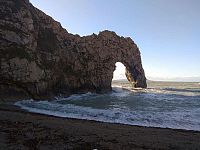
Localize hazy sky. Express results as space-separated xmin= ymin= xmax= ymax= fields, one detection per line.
xmin=30 ymin=0 xmax=200 ymax=79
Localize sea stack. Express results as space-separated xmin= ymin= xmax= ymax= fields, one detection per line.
xmin=0 ymin=0 xmax=147 ymax=100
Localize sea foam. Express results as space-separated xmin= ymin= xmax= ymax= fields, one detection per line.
xmin=15 ymin=81 xmax=200 ymax=131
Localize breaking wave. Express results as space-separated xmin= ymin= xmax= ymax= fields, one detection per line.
xmin=15 ymin=82 xmax=200 ymax=131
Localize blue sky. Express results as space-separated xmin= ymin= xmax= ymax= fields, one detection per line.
xmin=30 ymin=0 xmax=200 ymax=80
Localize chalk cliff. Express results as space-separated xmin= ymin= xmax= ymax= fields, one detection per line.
xmin=0 ymin=0 xmax=147 ymax=100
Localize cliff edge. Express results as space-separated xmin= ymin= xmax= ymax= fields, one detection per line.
xmin=0 ymin=0 xmax=147 ymax=100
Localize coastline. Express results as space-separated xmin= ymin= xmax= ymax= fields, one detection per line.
xmin=1 ymin=104 xmax=200 ymax=150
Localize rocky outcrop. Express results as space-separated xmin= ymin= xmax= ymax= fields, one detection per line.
xmin=0 ymin=0 xmax=147 ymax=100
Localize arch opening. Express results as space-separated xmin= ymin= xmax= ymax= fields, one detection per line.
xmin=112 ymin=62 xmax=130 ymax=88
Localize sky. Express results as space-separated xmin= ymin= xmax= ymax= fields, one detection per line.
xmin=30 ymin=0 xmax=200 ymax=81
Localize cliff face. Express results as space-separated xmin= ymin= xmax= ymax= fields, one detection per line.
xmin=0 ymin=0 xmax=147 ymax=100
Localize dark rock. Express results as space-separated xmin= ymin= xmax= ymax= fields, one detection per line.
xmin=0 ymin=0 xmax=147 ymax=100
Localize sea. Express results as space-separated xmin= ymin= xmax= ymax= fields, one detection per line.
xmin=15 ymin=80 xmax=200 ymax=131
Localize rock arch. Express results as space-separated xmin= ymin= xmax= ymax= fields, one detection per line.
xmin=0 ymin=0 xmax=147 ymax=100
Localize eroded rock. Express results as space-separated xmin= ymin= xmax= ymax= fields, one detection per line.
xmin=0 ymin=0 xmax=147 ymax=100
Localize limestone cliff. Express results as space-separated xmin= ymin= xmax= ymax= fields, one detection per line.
xmin=0 ymin=0 xmax=147 ymax=100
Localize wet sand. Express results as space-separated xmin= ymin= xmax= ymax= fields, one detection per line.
xmin=0 ymin=104 xmax=200 ymax=150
